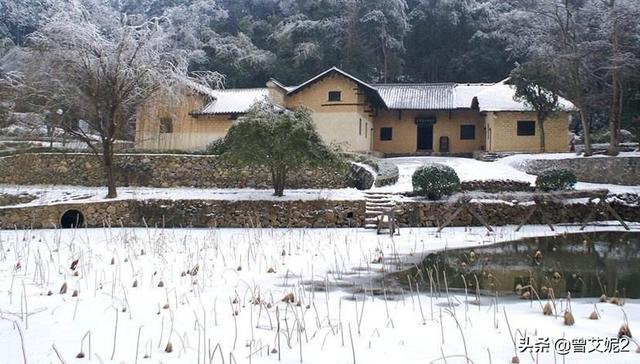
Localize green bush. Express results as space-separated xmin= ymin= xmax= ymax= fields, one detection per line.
xmin=535 ymin=168 xmax=577 ymax=192
xmin=205 ymin=138 xmax=228 ymax=155
xmin=412 ymin=164 xmax=460 ymax=200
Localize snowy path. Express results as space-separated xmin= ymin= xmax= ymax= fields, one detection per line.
xmin=1 ymin=224 xmax=639 ymax=364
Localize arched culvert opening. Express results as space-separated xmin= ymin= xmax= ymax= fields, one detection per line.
xmin=60 ymin=209 xmax=85 ymax=228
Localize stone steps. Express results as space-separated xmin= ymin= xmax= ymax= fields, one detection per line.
xmin=363 ymin=192 xmax=402 ymax=229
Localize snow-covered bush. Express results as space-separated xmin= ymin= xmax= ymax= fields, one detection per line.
xmin=205 ymin=138 xmax=228 ymax=155
xmin=412 ymin=164 xmax=460 ymax=200
xmin=591 ymin=129 xmax=636 ymax=144
xmin=535 ymin=168 xmax=577 ymax=192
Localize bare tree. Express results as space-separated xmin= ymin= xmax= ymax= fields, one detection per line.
xmin=7 ymin=0 xmax=220 ymax=198
xmin=601 ymin=0 xmax=640 ymax=155
xmin=497 ymin=0 xmax=607 ymax=156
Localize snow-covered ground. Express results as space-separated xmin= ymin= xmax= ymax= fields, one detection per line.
xmin=1 ymin=224 xmax=639 ymax=364
xmin=372 ymin=154 xmax=640 ymax=194
xmin=0 ymin=185 xmax=366 ymax=208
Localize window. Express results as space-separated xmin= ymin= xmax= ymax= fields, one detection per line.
xmin=359 ymin=119 xmax=362 ymax=135
xmin=517 ymin=120 xmax=536 ymax=136
xmin=460 ymin=125 xmax=475 ymax=140
xmin=328 ymin=91 xmax=341 ymax=102
xmin=365 ymin=122 xmax=368 ymax=138
xmin=159 ymin=117 xmax=173 ymax=133
xmin=380 ymin=127 xmax=392 ymax=141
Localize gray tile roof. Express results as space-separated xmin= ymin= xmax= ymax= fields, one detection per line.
xmin=373 ymin=83 xmax=456 ymax=110
xmin=190 ymin=67 xmax=575 ymax=115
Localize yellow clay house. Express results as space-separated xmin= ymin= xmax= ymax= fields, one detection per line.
xmin=135 ymin=67 xmax=574 ymax=155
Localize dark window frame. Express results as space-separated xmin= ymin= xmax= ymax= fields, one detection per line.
xmin=159 ymin=117 xmax=173 ymax=134
xmin=460 ymin=124 xmax=476 ymax=140
xmin=328 ymin=91 xmax=342 ymax=102
xmin=380 ymin=127 xmax=393 ymax=141
xmin=517 ymin=120 xmax=536 ymax=136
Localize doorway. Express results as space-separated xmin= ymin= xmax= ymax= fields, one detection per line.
xmin=417 ymin=121 xmax=434 ymax=151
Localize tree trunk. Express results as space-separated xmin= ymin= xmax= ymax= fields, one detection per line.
xmin=607 ymin=0 xmax=621 ymax=156
xmin=608 ymin=71 xmax=622 ymax=156
xmin=103 ymin=140 xmax=117 ymax=199
xmin=538 ymin=116 xmax=546 ymax=152
xmin=571 ymin=64 xmax=592 ymax=156
xmin=271 ymin=166 xmax=286 ymax=197
xmin=578 ymin=107 xmax=592 ymax=156
xmin=382 ymin=41 xmax=388 ymax=84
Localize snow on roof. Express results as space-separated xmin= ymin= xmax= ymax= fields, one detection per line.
xmin=453 ymin=83 xmax=493 ymax=109
xmin=474 ymin=83 xmax=576 ymax=112
xmin=371 ymin=83 xmax=496 ymax=110
xmin=199 ymin=88 xmax=269 ymax=115
xmin=373 ymin=84 xmax=456 ymax=110
xmin=189 ymin=67 xmax=576 ymax=114
xmin=268 ymin=78 xmax=297 ymax=93
xmin=287 ymin=66 xmax=378 ymax=95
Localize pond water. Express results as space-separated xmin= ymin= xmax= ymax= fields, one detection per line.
xmin=398 ymin=231 xmax=640 ymax=299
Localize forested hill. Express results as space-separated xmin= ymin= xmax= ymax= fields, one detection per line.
xmin=1 ymin=0 xmax=638 ymax=135
xmin=1 ymin=0 xmax=515 ymax=87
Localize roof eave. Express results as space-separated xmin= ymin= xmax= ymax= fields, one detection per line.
xmin=190 ymin=111 xmax=248 ymax=117
xmin=286 ymin=67 xmax=378 ymax=96
xmin=268 ymin=78 xmax=290 ymax=92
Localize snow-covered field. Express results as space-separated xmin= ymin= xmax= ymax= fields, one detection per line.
xmin=1 ymin=224 xmax=639 ymax=364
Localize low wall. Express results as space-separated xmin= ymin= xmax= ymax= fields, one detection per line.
xmin=0 ymin=199 xmax=365 ymax=229
xmin=0 ymin=193 xmax=36 ymax=207
xmin=525 ymin=157 xmax=640 ymax=185
xmin=0 ymin=153 xmax=352 ymax=189
xmin=398 ymin=199 xmax=640 ymax=227
xmin=1 ymin=196 xmax=638 ymax=230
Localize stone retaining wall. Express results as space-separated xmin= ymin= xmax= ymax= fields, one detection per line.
xmin=398 ymin=200 xmax=640 ymax=227
xmin=0 ymin=193 xmax=36 ymax=207
xmin=1 ymin=197 xmax=638 ymax=230
xmin=0 ymin=199 xmax=365 ymax=229
xmin=0 ymin=153 xmax=353 ymax=189
xmin=525 ymin=157 xmax=640 ymax=185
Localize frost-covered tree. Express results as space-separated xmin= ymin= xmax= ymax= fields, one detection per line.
xmin=358 ymin=0 xmax=409 ymax=82
xmin=12 ymin=0 xmax=218 ymax=198
xmin=203 ymin=32 xmax=275 ymax=87
xmin=498 ymin=0 xmax=640 ymax=156
xmin=160 ymin=0 xmax=228 ymax=65
xmin=405 ymin=0 xmax=511 ymax=82
xmin=221 ymin=101 xmax=341 ymax=197
xmin=599 ymin=0 xmax=640 ymax=155
xmin=0 ymin=0 xmax=55 ymax=44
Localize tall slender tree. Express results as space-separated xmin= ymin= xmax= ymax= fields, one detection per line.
xmin=601 ymin=0 xmax=640 ymax=155
xmin=510 ymin=64 xmax=561 ymax=152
